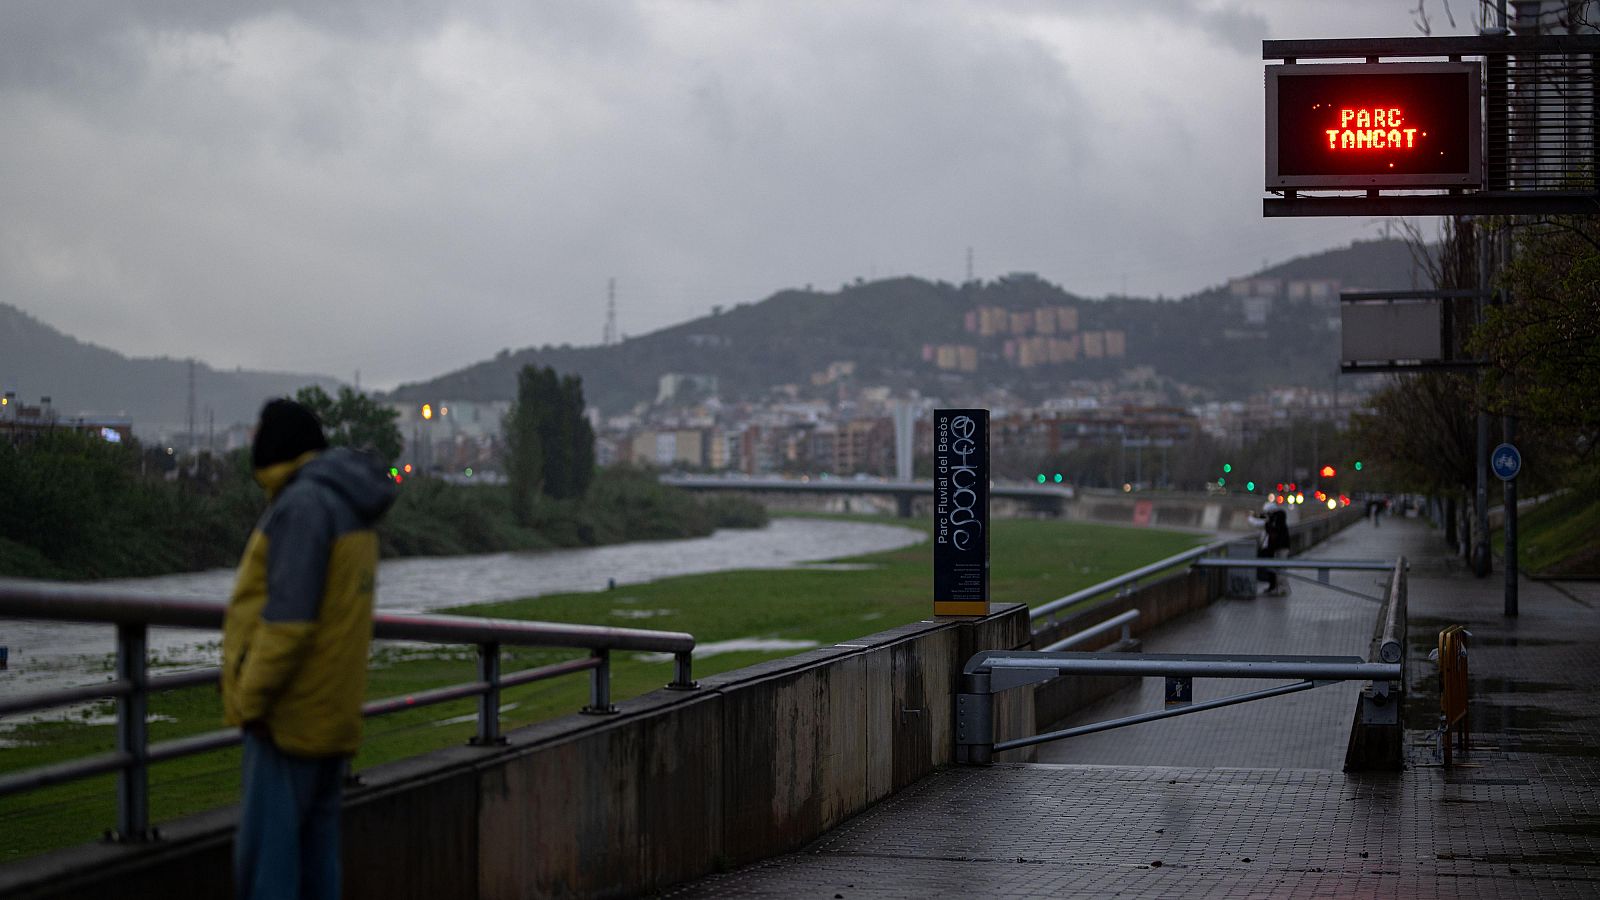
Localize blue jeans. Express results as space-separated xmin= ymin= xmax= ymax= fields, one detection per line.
xmin=235 ymin=731 xmax=346 ymax=900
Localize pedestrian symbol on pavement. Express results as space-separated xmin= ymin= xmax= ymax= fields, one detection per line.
xmin=1491 ymin=443 xmax=1521 ymax=481
xmin=1164 ymin=676 xmax=1193 ymax=709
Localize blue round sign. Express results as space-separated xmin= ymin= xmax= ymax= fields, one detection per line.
xmin=1491 ymin=443 xmax=1522 ymax=481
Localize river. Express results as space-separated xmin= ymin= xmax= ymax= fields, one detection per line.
xmin=0 ymin=518 xmax=925 ymax=706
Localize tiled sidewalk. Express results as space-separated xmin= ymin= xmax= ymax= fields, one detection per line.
xmin=672 ymin=517 xmax=1600 ymax=898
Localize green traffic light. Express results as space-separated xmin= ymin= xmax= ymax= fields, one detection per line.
xmin=1053 ymin=473 xmax=1063 ymax=484
xmin=1037 ymin=474 xmax=1046 ymax=484
xmin=1217 ymin=477 xmax=1226 ymax=487
xmin=1246 ymin=481 xmax=1255 ymax=491
xmin=1223 ymin=463 xmax=1232 ymax=473
xmin=1354 ymin=461 xmax=1364 ymax=471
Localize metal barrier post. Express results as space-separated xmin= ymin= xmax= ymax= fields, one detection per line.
xmin=113 ymin=623 xmax=151 ymax=842
xmin=668 ymin=650 xmax=698 ymax=690
xmin=472 ymin=642 xmax=503 ymax=746
xmin=955 ymin=672 xmax=994 ymax=766
xmin=583 ymin=649 xmax=616 ymax=714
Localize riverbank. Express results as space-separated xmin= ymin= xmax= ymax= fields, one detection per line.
xmin=0 ymin=433 xmax=767 ymax=580
xmin=0 ymin=515 xmax=1205 ymax=861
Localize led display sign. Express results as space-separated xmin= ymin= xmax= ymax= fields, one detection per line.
xmin=1267 ymin=62 xmax=1481 ymax=189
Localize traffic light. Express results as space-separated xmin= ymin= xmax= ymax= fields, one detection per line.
xmin=1222 ymin=463 xmax=1232 ymax=473
xmin=1320 ymin=465 xmax=1336 ymax=478
xmin=1354 ymin=460 xmax=1364 ymax=471
xmin=1217 ymin=477 xmax=1226 ymax=487
xmin=1246 ymin=481 xmax=1256 ymax=492
xmin=1037 ymin=474 xmax=1046 ymax=484
xmin=1052 ymin=473 xmax=1063 ymax=484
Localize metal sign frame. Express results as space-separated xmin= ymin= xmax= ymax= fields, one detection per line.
xmin=1266 ymin=61 xmax=1483 ymax=190
xmin=1337 ymin=289 xmax=1486 ymax=373
xmin=1261 ymin=34 xmax=1600 ymax=218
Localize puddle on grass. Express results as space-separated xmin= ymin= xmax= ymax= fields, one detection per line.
xmin=635 ymin=638 xmax=821 ymax=662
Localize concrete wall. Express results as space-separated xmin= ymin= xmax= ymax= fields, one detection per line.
xmin=2 ymin=605 xmax=1033 ymax=900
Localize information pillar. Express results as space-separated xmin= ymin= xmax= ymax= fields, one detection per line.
xmin=933 ymin=408 xmax=989 ymax=617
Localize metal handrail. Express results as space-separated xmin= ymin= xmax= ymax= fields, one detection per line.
xmin=1038 ymin=609 xmax=1139 ymax=653
xmin=1030 ymin=541 xmax=1228 ymax=625
xmin=0 ymin=583 xmax=697 ymax=841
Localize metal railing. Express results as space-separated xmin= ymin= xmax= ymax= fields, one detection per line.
xmin=1029 ymin=541 xmax=1228 ymax=630
xmin=1037 ymin=609 xmax=1139 ymax=653
xmin=957 ymin=649 xmax=1403 ymax=763
xmin=0 ymin=583 xmax=696 ymax=841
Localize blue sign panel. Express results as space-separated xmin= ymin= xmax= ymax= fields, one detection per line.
xmin=1491 ymin=443 xmax=1522 ymax=481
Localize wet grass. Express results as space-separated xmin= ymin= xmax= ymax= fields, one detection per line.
xmin=1492 ymin=486 xmax=1600 ymax=578
xmin=0 ymin=514 xmax=1205 ymax=862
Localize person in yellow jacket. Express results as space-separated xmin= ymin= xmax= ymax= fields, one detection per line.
xmin=222 ymin=398 xmax=396 ymax=900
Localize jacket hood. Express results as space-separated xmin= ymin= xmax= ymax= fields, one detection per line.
xmin=299 ymin=447 xmax=399 ymax=524
xmin=257 ymin=447 xmax=398 ymax=524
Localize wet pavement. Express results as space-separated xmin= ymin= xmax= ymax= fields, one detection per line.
xmin=673 ymin=516 xmax=1600 ymax=898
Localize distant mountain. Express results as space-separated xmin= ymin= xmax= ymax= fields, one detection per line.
xmin=390 ymin=238 xmax=1431 ymax=413
xmin=0 ymin=303 xmax=341 ymax=438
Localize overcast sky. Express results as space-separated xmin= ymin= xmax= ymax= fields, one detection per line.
xmin=0 ymin=1 xmax=1481 ymax=389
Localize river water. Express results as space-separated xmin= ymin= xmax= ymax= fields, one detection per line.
xmin=0 ymin=518 xmax=924 ymax=705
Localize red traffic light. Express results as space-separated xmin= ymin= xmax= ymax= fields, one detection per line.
xmin=1320 ymin=465 xmax=1336 ymax=478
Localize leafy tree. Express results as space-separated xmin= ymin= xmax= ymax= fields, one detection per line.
xmin=549 ymin=373 xmax=596 ymax=500
xmin=1472 ymin=216 xmax=1600 ymax=463
xmin=503 ymin=366 xmax=550 ymax=526
xmin=292 ymin=385 xmax=404 ymax=464
xmin=502 ymin=366 xmax=599 ymax=521
xmin=1350 ymin=373 xmax=1477 ymax=496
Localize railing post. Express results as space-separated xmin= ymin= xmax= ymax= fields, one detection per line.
xmin=955 ymin=672 xmax=994 ymax=766
xmin=583 ymin=649 xmax=617 ymax=714
xmin=112 ymin=623 xmax=151 ymax=842
xmin=667 ymin=650 xmax=698 ymax=690
xmin=471 ymin=642 xmax=504 ymax=745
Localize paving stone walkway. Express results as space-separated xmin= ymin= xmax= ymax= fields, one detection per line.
xmin=671 ymin=516 xmax=1600 ymax=898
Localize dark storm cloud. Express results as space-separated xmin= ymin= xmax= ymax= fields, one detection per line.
xmin=0 ymin=1 xmax=1449 ymax=391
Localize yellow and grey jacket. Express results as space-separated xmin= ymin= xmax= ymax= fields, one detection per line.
xmin=222 ymin=448 xmax=397 ymax=757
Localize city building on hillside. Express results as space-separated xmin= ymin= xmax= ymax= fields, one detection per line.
xmin=657 ymin=373 xmax=719 ymax=405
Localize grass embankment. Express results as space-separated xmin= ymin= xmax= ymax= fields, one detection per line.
xmin=1491 ymin=486 xmax=1600 ymax=577
xmin=0 ymin=430 xmax=765 ymax=579
xmin=0 ymin=516 xmax=1203 ymax=862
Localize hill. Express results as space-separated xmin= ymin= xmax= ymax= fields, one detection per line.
xmin=390 ymin=238 xmax=1431 ymax=412
xmin=0 ymin=303 xmax=341 ymax=439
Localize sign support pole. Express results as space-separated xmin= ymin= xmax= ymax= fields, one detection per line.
xmin=1473 ymin=225 xmax=1493 ymax=578
xmin=1504 ymin=415 xmax=1518 ymax=617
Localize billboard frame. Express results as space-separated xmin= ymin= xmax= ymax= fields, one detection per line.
xmin=1266 ymin=61 xmax=1482 ymax=190
xmin=1338 ymin=289 xmax=1486 ymax=373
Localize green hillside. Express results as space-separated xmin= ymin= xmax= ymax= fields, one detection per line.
xmin=0 ymin=303 xmax=340 ymax=435
xmin=389 ymin=238 xmax=1429 ymax=413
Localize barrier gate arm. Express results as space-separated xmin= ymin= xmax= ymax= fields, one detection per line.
xmin=957 ymin=651 xmax=1402 ymax=764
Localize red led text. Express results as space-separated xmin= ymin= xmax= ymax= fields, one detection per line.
xmin=1324 ymin=107 xmax=1420 ymax=151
